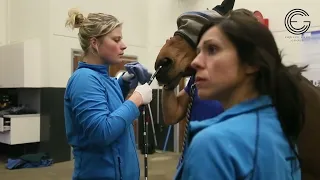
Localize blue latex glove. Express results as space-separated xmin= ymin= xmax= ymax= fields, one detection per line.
xmin=124 ymin=62 xmax=152 ymax=89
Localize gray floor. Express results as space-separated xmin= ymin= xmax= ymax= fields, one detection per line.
xmin=0 ymin=151 xmax=180 ymax=180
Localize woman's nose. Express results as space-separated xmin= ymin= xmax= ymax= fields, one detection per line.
xmin=120 ymin=42 xmax=127 ymax=50
xmin=121 ymin=45 xmax=127 ymax=50
xmin=191 ymin=55 xmax=202 ymax=70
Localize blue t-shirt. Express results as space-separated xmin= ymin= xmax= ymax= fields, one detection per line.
xmin=184 ymin=76 xmax=224 ymax=121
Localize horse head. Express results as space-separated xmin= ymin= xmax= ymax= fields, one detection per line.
xmin=154 ymin=0 xmax=235 ymax=89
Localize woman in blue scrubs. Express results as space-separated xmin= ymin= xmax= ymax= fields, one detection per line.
xmin=64 ymin=9 xmax=152 ymax=180
xmin=176 ymin=9 xmax=305 ymax=180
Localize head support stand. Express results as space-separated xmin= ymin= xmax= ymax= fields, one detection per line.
xmin=142 ymin=65 xmax=162 ymax=180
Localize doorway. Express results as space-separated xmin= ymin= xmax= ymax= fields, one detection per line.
xmin=72 ymin=50 xmax=83 ymax=72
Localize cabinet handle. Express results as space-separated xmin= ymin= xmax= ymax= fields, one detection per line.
xmin=3 ymin=117 xmax=10 ymax=126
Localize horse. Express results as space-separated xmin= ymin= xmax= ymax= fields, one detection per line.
xmin=154 ymin=0 xmax=235 ymax=160
xmin=154 ymin=0 xmax=235 ymax=89
xmin=153 ymin=0 xmax=320 ymax=179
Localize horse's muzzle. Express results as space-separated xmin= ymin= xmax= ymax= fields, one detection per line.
xmin=155 ymin=58 xmax=173 ymax=83
xmin=155 ymin=58 xmax=172 ymax=71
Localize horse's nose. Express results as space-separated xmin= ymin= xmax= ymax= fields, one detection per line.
xmin=155 ymin=58 xmax=173 ymax=70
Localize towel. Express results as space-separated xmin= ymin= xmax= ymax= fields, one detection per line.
xmin=6 ymin=152 xmax=53 ymax=170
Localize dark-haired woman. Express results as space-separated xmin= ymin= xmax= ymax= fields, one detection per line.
xmin=176 ymin=9 xmax=304 ymax=180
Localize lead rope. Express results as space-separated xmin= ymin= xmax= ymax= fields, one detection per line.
xmin=179 ymin=83 xmax=196 ymax=163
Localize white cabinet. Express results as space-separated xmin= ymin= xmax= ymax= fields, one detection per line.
xmin=0 ymin=38 xmax=41 ymax=88
xmin=0 ymin=114 xmax=40 ymax=145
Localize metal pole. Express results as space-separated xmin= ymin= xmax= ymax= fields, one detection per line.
xmin=142 ymin=66 xmax=162 ymax=180
xmin=147 ymin=104 xmax=158 ymax=147
xmin=142 ymin=109 xmax=148 ymax=180
xmin=157 ymin=88 xmax=160 ymax=124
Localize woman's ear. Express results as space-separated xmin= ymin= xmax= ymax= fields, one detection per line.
xmin=89 ymin=37 xmax=99 ymax=52
xmin=245 ymin=64 xmax=259 ymax=75
xmin=90 ymin=37 xmax=98 ymax=48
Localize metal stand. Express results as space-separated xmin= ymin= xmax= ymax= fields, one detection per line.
xmin=142 ymin=66 xmax=162 ymax=180
xmin=142 ymin=109 xmax=148 ymax=180
xmin=148 ymin=104 xmax=158 ymax=147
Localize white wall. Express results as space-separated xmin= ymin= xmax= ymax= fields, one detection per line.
xmin=0 ymin=0 xmax=8 ymax=46
xmin=1 ymin=0 xmax=148 ymax=87
xmin=1 ymin=0 xmax=320 ymax=88
xmin=233 ymin=0 xmax=320 ymax=66
xmin=7 ymin=0 xmax=51 ymax=86
xmin=146 ymin=0 xmax=320 ymax=69
xmin=48 ymin=0 xmax=149 ymax=87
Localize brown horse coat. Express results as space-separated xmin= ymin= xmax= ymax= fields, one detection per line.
xmin=288 ymin=65 xmax=320 ymax=180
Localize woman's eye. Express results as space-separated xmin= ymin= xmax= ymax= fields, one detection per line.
xmin=207 ymin=45 xmax=217 ymax=55
xmin=114 ymin=37 xmax=122 ymax=43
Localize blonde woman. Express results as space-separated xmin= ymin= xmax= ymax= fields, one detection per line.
xmin=64 ymin=9 xmax=152 ymax=180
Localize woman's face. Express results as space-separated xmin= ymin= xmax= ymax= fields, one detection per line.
xmin=191 ymin=26 xmax=253 ymax=101
xmin=95 ymin=25 xmax=127 ymax=64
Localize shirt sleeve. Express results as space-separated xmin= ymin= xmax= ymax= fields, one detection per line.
xmin=69 ymin=72 xmax=140 ymax=146
xmin=180 ymin=131 xmax=236 ymax=180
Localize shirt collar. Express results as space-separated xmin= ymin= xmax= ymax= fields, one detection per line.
xmin=77 ymin=61 xmax=109 ymax=75
xmin=189 ymin=95 xmax=273 ymax=135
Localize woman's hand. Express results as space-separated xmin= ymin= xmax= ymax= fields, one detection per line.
xmin=129 ymin=83 xmax=153 ymax=106
xmin=123 ymin=62 xmax=152 ymax=88
xmin=121 ymin=72 xmax=135 ymax=81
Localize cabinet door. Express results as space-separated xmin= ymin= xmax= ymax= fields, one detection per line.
xmin=0 ymin=43 xmax=24 ymax=88
xmin=0 ymin=39 xmax=42 ymax=88
xmin=23 ymin=38 xmax=41 ymax=87
xmin=0 ymin=45 xmax=3 ymax=87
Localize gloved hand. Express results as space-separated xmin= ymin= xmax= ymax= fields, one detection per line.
xmin=124 ymin=62 xmax=152 ymax=88
xmin=121 ymin=72 xmax=135 ymax=81
xmin=133 ymin=83 xmax=153 ymax=104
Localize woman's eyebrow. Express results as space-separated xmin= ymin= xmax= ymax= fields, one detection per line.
xmin=111 ymin=35 xmax=122 ymax=39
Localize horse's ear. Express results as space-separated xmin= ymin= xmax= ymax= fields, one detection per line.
xmin=212 ymin=0 xmax=235 ymax=15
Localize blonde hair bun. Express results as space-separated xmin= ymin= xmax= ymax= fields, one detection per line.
xmin=65 ymin=9 xmax=122 ymax=55
xmin=65 ymin=8 xmax=85 ymax=29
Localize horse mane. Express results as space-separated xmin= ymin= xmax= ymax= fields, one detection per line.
xmin=287 ymin=64 xmax=308 ymax=78
xmin=287 ymin=64 xmax=314 ymax=85
xmin=287 ymin=63 xmax=320 ymax=179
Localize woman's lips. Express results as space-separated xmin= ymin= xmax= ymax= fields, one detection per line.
xmin=195 ymin=76 xmax=207 ymax=85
